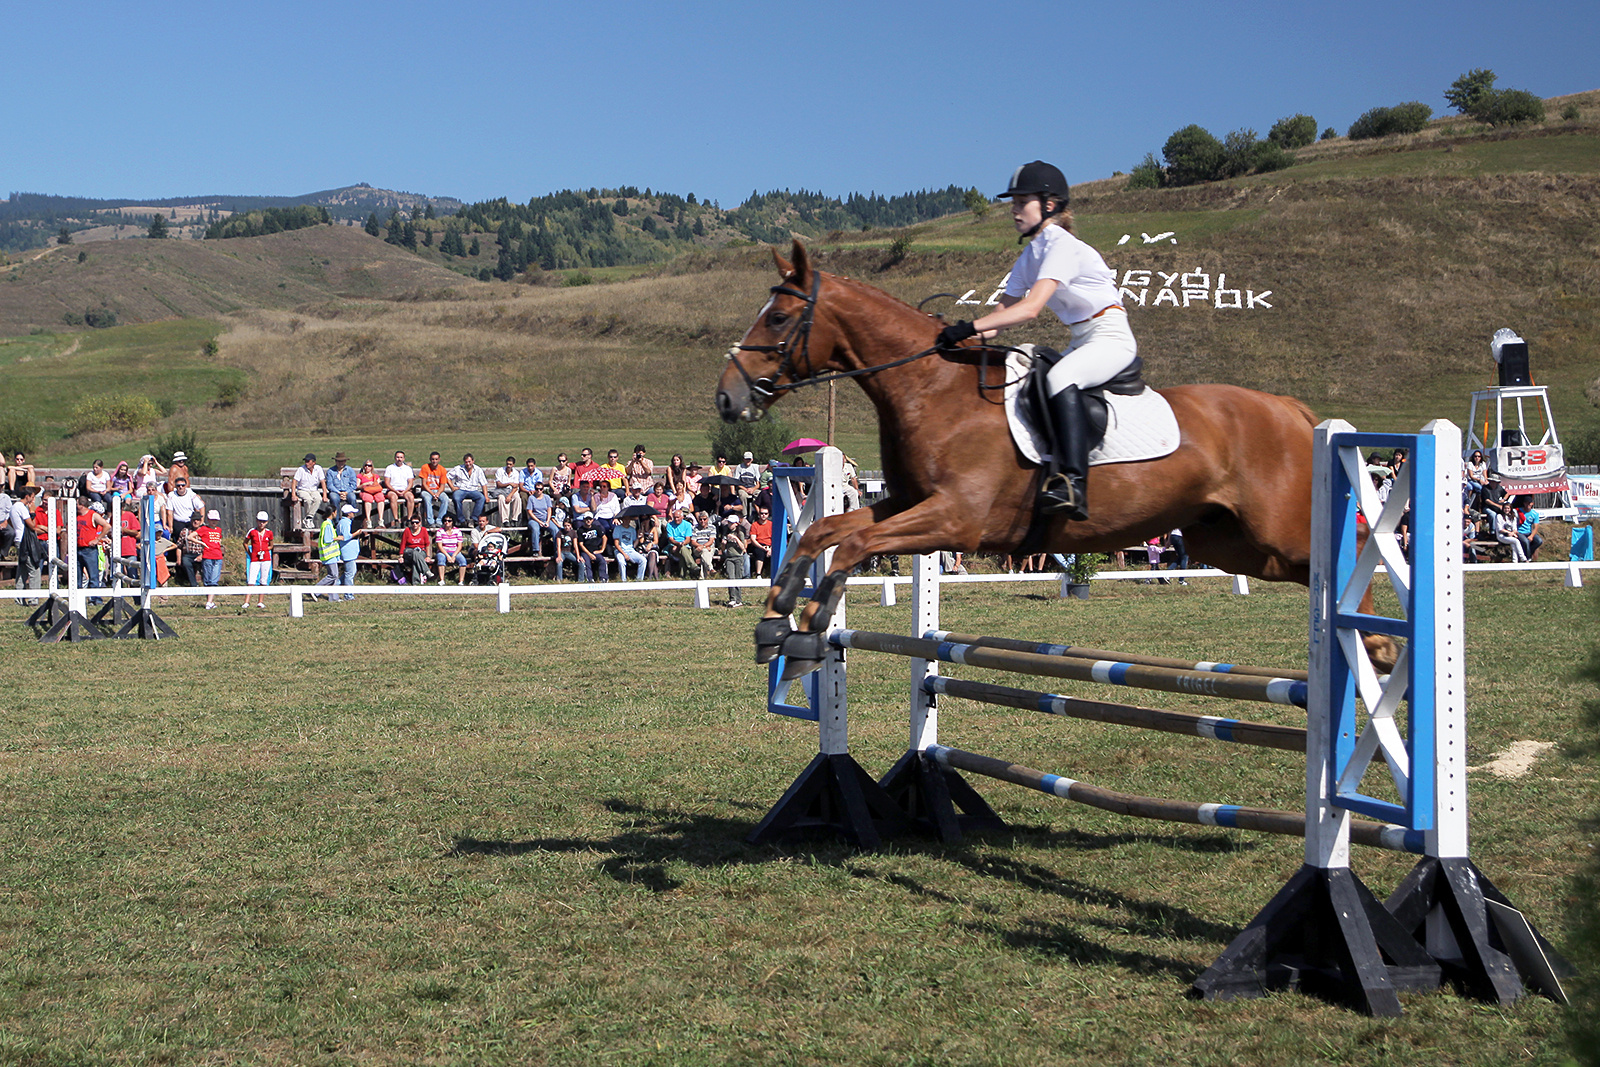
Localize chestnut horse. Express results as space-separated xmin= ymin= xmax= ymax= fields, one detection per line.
xmin=717 ymin=240 xmax=1391 ymax=677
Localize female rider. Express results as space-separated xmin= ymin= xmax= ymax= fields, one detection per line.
xmin=936 ymin=161 xmax=1135 ymax=520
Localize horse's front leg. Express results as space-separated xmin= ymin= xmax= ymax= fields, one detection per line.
xmin=777 ymin=496 xmax=981 ymax=679
xmin=755 ymin=508 xmax=880 ymax=664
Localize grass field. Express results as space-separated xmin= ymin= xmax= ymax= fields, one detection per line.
xmin=2 ymin=576 xmax=1592 ymax=1065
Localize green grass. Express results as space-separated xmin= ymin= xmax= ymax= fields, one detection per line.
xmin=0 ymin=576 xmax=1592 ymax=1064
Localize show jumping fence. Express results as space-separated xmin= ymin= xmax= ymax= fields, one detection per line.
xmin=747 ymin=429 xmax=1569 ymax=1018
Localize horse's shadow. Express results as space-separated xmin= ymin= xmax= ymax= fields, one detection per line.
xmin=448 ymin=800 xmax=1246 ymax=980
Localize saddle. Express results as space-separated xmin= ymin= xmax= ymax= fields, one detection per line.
xmin=1022 ymin=347 xmax=1148 ymax=459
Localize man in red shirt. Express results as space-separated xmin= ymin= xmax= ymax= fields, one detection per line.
xmin=748 ymin=506 xmax=773 ymax=578
xmin=244 ymin=510 xmax=275 ymax=610
xmin=570 ymin=448 xmax=601 ymax=489
xmin=76 ymin=501 xmax=111 ymax=593
xmin=196 ymin=509 xmax=226 ymax=609
xmin=113 ymin=502 xmax=142 ymax=588
xmin=398 ymin=514 xmax=433 ymax=585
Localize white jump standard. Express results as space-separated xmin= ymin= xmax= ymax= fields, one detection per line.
xmin=746 ymin=431 xmax=1568 ymax=1016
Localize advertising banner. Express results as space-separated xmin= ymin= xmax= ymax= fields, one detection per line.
xmin=1569 ymin=474 xmax=1600 ymax=518
xmin=1492 ymin=443 xmax=1567 ymax=494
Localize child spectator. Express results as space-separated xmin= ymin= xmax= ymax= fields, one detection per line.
xmin=196 ymin=509 xmax=226 ymax=609
xmin=244 ymin=511 xmax=274 ymax=609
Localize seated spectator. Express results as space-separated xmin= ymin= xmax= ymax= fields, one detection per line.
xmin=133 ymin=454 xmax=166 ymax=498
xmin=434 ymin=514 xmax=468 ymax=584
xmin=684 ymin=463 xmax=703 ymax=499
xmin=1515 ymin=497 xmax=1544 ymax=561
xmin=13 ymin=486 xmax=43 ymax=602
xmin=748 ymin=506 xmax=773 ymax=578
xmin=668 ymin=484 xmax=696 ymax=518
xmin=0 ymin=485 xmax=16 ymax=560
xmin=708 ymin=454 xmax=733 ymax=479
xmin=665 ymin=454 xmax=689 ymax=499
xmin=384 ymin=450 xmax=417 ymax=524
xmin=417 ymin=451 xmax=452 ymax=527
xmin=684 ymin=511 xmax=718 ymax=579
xmin=612 ymin=515 xmax=648 ymax=581
xmin=110 ymin=460 xmax=134 ymax=497
xmin=552 ymin=518 xmax=579 ymax=581
xmin=450 ymin=453 xmax=488 ymax=525
xmin=83 ymin=459 xmax=115 ymax=509
xmin=493 ymin=456 xmax=523 ymax=523
xmin=570 ymin=448 xmax=601 ymax=489
xmin=356 ymin=460 xmax=387 ymax=527
xmin=110 ymin=498 xmax=142 ymax=587
xmin=1463 ymin=504 xmax=1481 ymax=564
xmin=573 ymin=514 xmax=610 ymax=582
xmin=1463 ymin=450 xmax=1488 ymax=506
xmin=625 ymin=445 xmax=654 ymax=493
xmin=466 ymin=514 xmax=506 ymax=584
xmin=548 ymin=453 xmax=574 ymax=497
xmin=1490 ymin=500 xmax=1526 ymax=562
xmin=6 ymin=452 xmax=36 ymax=493
xmin=291 ymin=453 xmax=326 ymax=531
xmin=569 ymin=483 xmax=595 ymax=526
xmin=716 ymin=485 xmax=744 ymax=526
xmin=645 ymin=481 xmax=671 ymax=516
xmin=324 ymin=453 xmax=361 ymax=515
xmin=597 ymin=449 xmax=627 ymax=494
xmin=523 ymin=482 xmax=558 ymax=559
xmin=719 ymin=518 xmax=749 ymax=606
xmin=592 ymin=483 xmax=621 ymax=533
xmin=399 ymin=515 xmax=432 ymax=585
xmin=662 ymin=507 xmax=693 ymax=576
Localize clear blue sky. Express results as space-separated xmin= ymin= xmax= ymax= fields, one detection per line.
xmin=6 ymin=0 xmax=1596 ymax=208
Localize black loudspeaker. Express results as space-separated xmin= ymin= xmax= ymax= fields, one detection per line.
xmin=1497 ymin=342 xmax=1530 ymax=386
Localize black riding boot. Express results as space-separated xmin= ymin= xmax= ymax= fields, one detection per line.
xmin=1039 ymin=384 xmax=1090 ymax=520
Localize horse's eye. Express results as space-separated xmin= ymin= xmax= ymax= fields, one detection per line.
xmin=767 ymin=310 xmax=788 ymax=328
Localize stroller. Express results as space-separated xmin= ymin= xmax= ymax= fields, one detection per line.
xmin=470 ymin=532 xmax=509 ymax=584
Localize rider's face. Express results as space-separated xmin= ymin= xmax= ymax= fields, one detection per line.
xmin=1010 ymin=194 xmax=1044 ymax=234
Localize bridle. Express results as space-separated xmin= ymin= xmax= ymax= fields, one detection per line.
xmin=724 ymin=268 xmax=1027 ymax=405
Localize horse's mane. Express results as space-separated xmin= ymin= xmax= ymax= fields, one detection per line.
xmin=821 ymin=270 xmax=940 ymax=326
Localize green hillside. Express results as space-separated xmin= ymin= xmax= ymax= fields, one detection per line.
xmin=3 ymin=102 xmax=1597 ymax=473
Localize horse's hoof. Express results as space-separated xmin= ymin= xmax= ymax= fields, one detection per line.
xmin=754 ymin=616 xmax=792 ymax=664
xmin=779 ymin=629 xmax=829 ymax=661
xmin=780 ymin=657 xmax=823 ymax=681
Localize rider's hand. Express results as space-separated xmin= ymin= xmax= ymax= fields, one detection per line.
xmin=935 ymin=320 xmax=977 ymax=349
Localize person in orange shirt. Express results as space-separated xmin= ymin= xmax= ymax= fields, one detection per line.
xmin=748 ymin=506 xmax=773 ymax=578
xmin=417 ymin=451 xmax=453 ymax=528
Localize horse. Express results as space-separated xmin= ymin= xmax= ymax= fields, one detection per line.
xmin=716 ymin=240 xmax=1395 ymax=678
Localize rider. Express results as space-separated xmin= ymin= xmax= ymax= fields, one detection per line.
xmin=935 ymin=160 xmax=1134 ymax=521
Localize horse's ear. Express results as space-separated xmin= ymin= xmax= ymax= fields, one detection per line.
xmin=771 ymin=246 xmax=794 ymax=279
xmin=790 ymin=239 xmax=811 ymax=283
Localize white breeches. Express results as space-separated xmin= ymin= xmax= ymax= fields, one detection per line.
xmin=1045 ymin=307 xmax=1138 ymax=395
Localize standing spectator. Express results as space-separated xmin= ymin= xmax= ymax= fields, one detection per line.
xmin=334 ymin=504 xmax=360 ymax=601
xmin=449 ymin=453 xmax=488 ymax=525
xmin=0 ymin=485 xmax=13 ymax=560
xmin=434 ymin=514 xmax=467 ymax=584
xmin=625 ymin=445 xmax=654 ymax=493
xmin=244 ymin=510 xmax=274 ymax=609
xmin=110 ymin=460 xmax=134 ymax=497
xmin=83 ymin=460 xmax=114 ymax=509
xmin=399 ymin=515 xmax=432 ymax=585
xmin=356 ymin=460 xmax=387 ymax=528
xmin=684 ymin=511 xmax=718 ymax=578
xmin=613 ymin=515 xmax=648 ymax=581
xmin=6 ymin=452 xmax=36 ymax=493
xmin=573 ymin=514 xmax=610 ymax=582
xmin=291 ymin=453 xmax=326 ymax=531
xmin=719 ymin=518 xmax=749 ymax=606
xmin=196 ymin=509 xmax=226 ymax=608
xmin=548 ymin=452 xmax=574 ymax=497
xmin=13 ymin=486 xmax=43 ymax=603
xmin=76 ymin=500 xmax=111 ymax=592
xmin=311 ymin=508 xmax=338 ymax=601
xmin=734 ymin=452 xmax=761 ymax=515
xmin=164 ymin=476 xmax=204 ymax=539
xmin=165 ymin=450 xmax=190 ymax=492
xmin=570 ymin=448 xmax=600 ymax=488
xmin=597 ymin=449 xmax=627 ymax=493
xmin=748 ymin=506 xmax=773 ymax=578
xmin=524 ymin=482 xmax=557 ymax=559
xmin=662 ymin=507 xmax=693 ymax=576
xmin=1164 ymin=528 xmax=1190 ymax=585
xmin=112 ymin=498 xmax=141 ymax=588
xmin=417 ymin=451 xmax=452 ymax=527
xmin=324 ymin=453 xmax=360 ymax=516
xmin=493 ymin=456 xmax=523 ymax=523
xmin=384 ymin=450 xmax=417 ymax=524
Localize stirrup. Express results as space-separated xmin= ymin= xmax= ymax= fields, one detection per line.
xmin=1038 ymin=474 xmax=1088 ymax=520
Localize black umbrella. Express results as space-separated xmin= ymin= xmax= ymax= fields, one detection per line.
xmin=699 ymin=474 xmax=740 ymax=487
xmin=617 ymin=504 xmax=658 ymax=519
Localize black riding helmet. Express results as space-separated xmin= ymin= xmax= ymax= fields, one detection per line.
xmin=998 ymin=160 xmax=1070 ymax=208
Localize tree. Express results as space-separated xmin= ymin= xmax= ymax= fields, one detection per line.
xmin=1321 ymin=126 xmax=1337 ymax=140
xmin=147 ymin=214 xmax=168 ymax=239
xmin=1445 ymin=68 xmax=1497 ymax=115
xmin=364 ymin=212 xmax=381 ymax=237
xmin=57 ymin=227 xmax=72 ymax=245
xmin=613 ymin=198 xmax=629 ymax=216
xmin=1162 ymin=124 xmax=1225 ymax=186
xmin=424 ymin=203 xmax=435 ymax=220
xmin=1267 ymin=113 xmax=1318 ymax=149
xmin=692 ymin=216 xmax=705 ymax=237
xmin=962 ymin=187 xmax=991 ymax=218
xmin=1219 ymin=128 xmax=1262 ymax=178
xmin=706 ymin=408 xmax=796 ymax=468
xmin=384 ymin=210 xmax=402 ymax=245
xmin=1478 ymin=88 xmax=1546 ymax=126
xmin=401 ymin=220 xmax=417 ymax=249
xmin=469 ymin=236 xmax=480 ymax=256
xmin=1348 ymin=102 xmax=1432 ymax=140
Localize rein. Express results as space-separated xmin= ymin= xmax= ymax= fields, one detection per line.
xmin=726 ymin=271 xmax=1031 ymax=401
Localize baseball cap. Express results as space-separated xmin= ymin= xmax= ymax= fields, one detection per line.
xmin=304 ymin=453 xmax=317 ymax=462
xmin=743 ymin=451 xmax=753 ymax=460
xmin=341 ymin=504 xmax=357 ymax=514
xmin=256 ymin=511 xmax=269 ymax=521
xmin=207 ymin=509 xmax=220 ymax=520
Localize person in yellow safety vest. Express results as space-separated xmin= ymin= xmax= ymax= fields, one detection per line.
xmin=311 ymin=508 xmax=339 ymax=601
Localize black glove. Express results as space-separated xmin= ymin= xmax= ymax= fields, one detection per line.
xmin=935 ymin=320 xmax=977 ymax=349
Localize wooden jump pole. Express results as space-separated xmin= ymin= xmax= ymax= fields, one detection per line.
xmin=928 ymin=631 xmax=1309 ymax=682
xmin=924 ymin=744 xmax=1421 ymax=853
xmin=831 ymin=629 xmax=1309 ymax=708
xmin=924 ymin=676 xmax=1306 ymax=752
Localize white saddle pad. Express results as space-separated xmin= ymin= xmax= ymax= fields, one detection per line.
xmin=1004 ymin=347 xmax=1181 ymax=467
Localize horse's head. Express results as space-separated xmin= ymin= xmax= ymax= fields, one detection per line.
xmin=717 ymin=240 xmax=831 ymax=423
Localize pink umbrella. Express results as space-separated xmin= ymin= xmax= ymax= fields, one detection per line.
xmin=782 ymin=438 xmax=829 ymax=456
